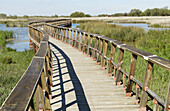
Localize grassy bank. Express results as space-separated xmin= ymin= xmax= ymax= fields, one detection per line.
xmin=0 ymin=31 xmax=14 ymax=46
xmin=0 ymin=48 xmax=35 ymax=106
xmin=78 ymin=21 xmax=170 ymax=109
xmin=78 ymin=21 xmax=146 ymax=42
xmin=0 ymin=21 xmax=28 ymax=27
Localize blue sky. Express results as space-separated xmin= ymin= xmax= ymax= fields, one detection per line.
xmin=0 ymin=0 xmax=170 ymax=16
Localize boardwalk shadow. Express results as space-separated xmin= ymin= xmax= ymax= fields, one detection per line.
xmin=50 ymin=42 xmax=91 ymax=111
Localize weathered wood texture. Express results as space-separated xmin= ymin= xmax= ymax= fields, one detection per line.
xmin=50 ymin=37 xmax=139 ymax=111
xmin=44 ymin=20 xmax=169 ymax=111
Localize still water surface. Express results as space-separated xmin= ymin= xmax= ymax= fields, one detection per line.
xmin=0 ymin=24 xmax=29 ymax=51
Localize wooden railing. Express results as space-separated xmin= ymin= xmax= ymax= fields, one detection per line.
xmin=43 ymin=22 xmax=170 ymax=111
xmin=0 ymin=19 xmax=71 ymax=111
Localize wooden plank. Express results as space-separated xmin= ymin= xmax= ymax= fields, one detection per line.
xmin=35 ymin=42 xmax=48 ymax=57
xmin=0 ymin=58 xmax=44 ymax=111
xmin=149 ymin=56 xmax=170 ymax=71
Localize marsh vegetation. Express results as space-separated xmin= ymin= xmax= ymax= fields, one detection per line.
xmin=78 ymin=21 xmax=170 ymax=109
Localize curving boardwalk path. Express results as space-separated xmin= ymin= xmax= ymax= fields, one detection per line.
xmin=49 ymin=36 xmax=139 ymax=111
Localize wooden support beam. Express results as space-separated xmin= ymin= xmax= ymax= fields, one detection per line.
xmin=139 ymin=61 xmax=154 ymax=111
xmin=115 ymin=48 xmax=124 ymax=85
xmin=101 ymin=40 xmax=108 ymax=70
xmin=79 ymin=32 xmax=83 ymax=51
xmin=107 ymin=43 xmax=116 ymax=76
xmin=83 ymin=33 xmax=88 ymax=54
xmin=97 ymin=38 xmax=103 ymax=65
xmin=126 ymin=54 xmax=137 ymax=97
xmin=87 ymin=35 xmax=92 ymax=57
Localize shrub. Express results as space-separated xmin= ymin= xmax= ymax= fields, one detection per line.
xmin=1 ymin=56 xmax=13 ymax=64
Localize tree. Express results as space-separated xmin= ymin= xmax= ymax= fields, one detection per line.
xmin=85 ymin=14 xmax=91 ymax=17
xmin=98 ymin=14 xmax=108 ymax=17
xmin=0 ymin=13 xmax=7 ymax=18
xmin=23 ymin=15 xmax=29 ymax=18
xmin=70 ymin=12 xmax=85 ymax=17
xmin=129 ymin=9 xmax=142 ymax=16
xmin=51 ymin=14 xmax=58 ymax=17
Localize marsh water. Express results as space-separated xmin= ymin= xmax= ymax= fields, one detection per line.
xmin=0 ymin=24 xmax=29 ymax=51
xmin=0 ymin=23 xmax=169 ymax=51
xmin=110 ymin=23 xmax=170 ymax=31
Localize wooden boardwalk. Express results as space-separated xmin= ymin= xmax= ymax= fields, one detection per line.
xmin=49 ymin=37 xmax=139 ymax=111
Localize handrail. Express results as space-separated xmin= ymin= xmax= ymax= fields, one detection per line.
xmin=0 ymin=19 xmax=71 ymax=111
xmin=43 ymin=22 xmax=170 ymax=111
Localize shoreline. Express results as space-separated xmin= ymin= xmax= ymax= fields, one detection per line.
xmin=0 ymin=16 xmax=170 ymax=27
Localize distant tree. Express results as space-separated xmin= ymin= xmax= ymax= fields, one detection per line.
xmin=85 ymin=14 xmax=91 ymax=17
xmin=51 ymin=14 xmax=58 ymax=17
xmin=0 ymin=13 xmax=7 ymax=18
xmin=112 ymin=13 xmax=124 ymax=17
xmin=129 ymin=9 xmax=142 ymax=16
xmin=143 ymin=9 xmax=151 ymax=16
xmin=8 ymin=15 xmax=18 ymax=19
xmin=98 ymin=14 xmax=108 ymax=17
xmin=23 ymin=15 xmax=29 ymax=18
xmin=70 ymin=12 xmax=86 ymax=17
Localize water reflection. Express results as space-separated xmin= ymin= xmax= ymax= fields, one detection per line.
xmin=0 ymin=24 xmax=29 ymax=51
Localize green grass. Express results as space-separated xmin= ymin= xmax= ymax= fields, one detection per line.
xmin=78 ymin=21 xmax=146 ymax=42
xmin=0 ymin=30 xmax=14 ymax=46
xmin=0 ymin=48 xmax=35 ymax=106
xmin=149 ymin=24 xmax=170 ymax=28
xmin=78 ymin=21 xmax=170 ymax=109
xmin=0 ymin=21 xmax=28 ymax=27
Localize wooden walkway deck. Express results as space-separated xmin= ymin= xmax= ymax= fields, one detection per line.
xmin=49 ymin=37 xmax=139 ymax=111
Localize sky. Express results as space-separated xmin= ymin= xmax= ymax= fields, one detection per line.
xmin=0 ymin=0 xmax=170 ymax=16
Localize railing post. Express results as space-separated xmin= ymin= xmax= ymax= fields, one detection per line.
xmin=29 ymin=39 xmax=33 ymax=50
xmin=165 ymin=81 xmax=170 ymax=111
xmin=79 ymin=32 xmax=83 ymax=51
xmin=97 ymin=38 xmax=103 ymax=65
xmin=69 ymin=29 xmax=72 ymax=45
xmin=153 ymin=99 xmax=158 ymax=111
xmin=56 ymin=28 xmax=60 ymax=39
xmin=91 ymin=36 xmax=98 ymax=61
xmin=59 ymin=28 xmax=62 ymax=40
xmin=107 ymin=43 xmax=116 ymax=76
xmin=33 ymin=42 xmax=35 ymax=52
xmin=101 ymin=40 xmax=108 ymax=70
xmin=115 ymin=48 xmax=124 ymax=85
xmin=34 ymin=80 xmax=45 ymax=111
xmin=72 ymin=30 xmax=76 ymax=47
xmin=83 ymin=33 xmax=88 ymax=54
xmin=135 ymin=84 xmax=140 ymax=104
xmin=139 ymin=61 xmax=154 ymax=111
xmin=63 ymin=28 xmax=66 ymax=42
xmin=66 ymin=28 xmax=69 ymax=44
xmin=87 ymin=34 xmax=92 ymax=57
xmin=75 ymin=31 xmax=79 ymax=49
xmin=60 ymin=28 xmax=63 ymax=41
xmin=94 ymin=37 xmax=99 ymax=61
xmin=126 ymin=54 xmax=137 ymax=97
xmin=36 ymin=45 xmax=39 ymax=52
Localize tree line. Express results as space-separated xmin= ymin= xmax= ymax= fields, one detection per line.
xmin=0 ymin=6 xmax=169 ymax=18
xmin=99 ymin=6 xmax=170 ymax=17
